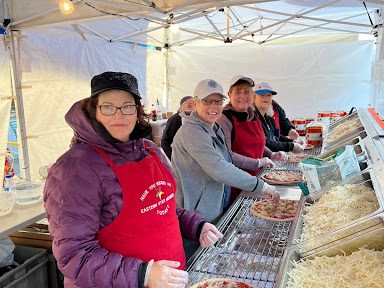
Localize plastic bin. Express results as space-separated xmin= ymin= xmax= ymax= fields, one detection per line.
xmin=0 ymin=246 xmax=48 ymax=288
xmin=12 ymin=181 xmax=44 ymax=206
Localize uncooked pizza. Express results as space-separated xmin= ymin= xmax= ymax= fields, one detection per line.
xmin=189 ymin=278 xmax=254 ymax=288
xmin=288 ymin=154 xmax=308 ymax=163
xmin=261 ymin=170 xmax=303 ymax=185
xmin=250 ymin=199 xmax=299 ymax=221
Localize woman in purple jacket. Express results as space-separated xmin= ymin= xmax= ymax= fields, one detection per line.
xmin=44 ymin=72 xmax=222 ymax=288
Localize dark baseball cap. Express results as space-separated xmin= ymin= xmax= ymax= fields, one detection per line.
xmin=90 ymin=71 xmax=141 ymax=99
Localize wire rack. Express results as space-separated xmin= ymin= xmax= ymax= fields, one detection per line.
xmin=187 ymin=197 xmax=293 ymax=287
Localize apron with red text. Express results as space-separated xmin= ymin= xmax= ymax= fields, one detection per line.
xmin=93 ymin=146 xmax=186 ymax=268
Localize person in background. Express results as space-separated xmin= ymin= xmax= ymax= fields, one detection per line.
xmin=161 ymin=96 xmax=194 ymax=160
xmin=217 ymin=76 xmax=288 ymax=203
xmin=44 ymin=72 xmax=222 ymax=288
xmin=253 ymin=82 xmax=304 ymax=153
xmin=272 ymin=100 xmax=306 ymax=144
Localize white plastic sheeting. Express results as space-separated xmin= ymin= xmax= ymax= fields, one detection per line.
xmin=12 ymin=28 xmax=164 ymax=179
xmin=0 ymin=44 xmax=12 ymax=183
xmin=168 ymin=39 xmax=374 ymax=118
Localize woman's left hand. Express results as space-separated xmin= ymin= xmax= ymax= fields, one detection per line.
xmin=199 ymin=223 xmax=223 ymax=248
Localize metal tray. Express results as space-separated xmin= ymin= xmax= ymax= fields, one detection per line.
xmin=322 ymin=112 xmax=365 ymax=149
xmin=289 ymin=170 xmax=383 ymax=255
xmin=187 ymin=196 xmax=294 ymax=287
xmin=276 ymin=213 xmax=384 ymax=288
xmin=321 ymin=130 xmax=368 ymax=154
xmin=327 ymin=111 xmax=359 ymax=132
xmin=319 ymin=136 xmax=367 ymax=160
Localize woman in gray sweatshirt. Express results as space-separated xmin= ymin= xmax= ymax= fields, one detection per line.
xmin=171 ymin=79 xmax=280 ymax=225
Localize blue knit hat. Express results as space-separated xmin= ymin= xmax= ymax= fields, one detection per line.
xmin=180 ymin=96 xmax=193 ymax=106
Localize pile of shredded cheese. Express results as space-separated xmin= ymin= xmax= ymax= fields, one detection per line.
xmin=287 ymin=248 xmax=384 ymax=288
xmin=301 ymin=183 xmax=377 ymax=241
xmin=327 ymin=118 xmax=361 ymax=142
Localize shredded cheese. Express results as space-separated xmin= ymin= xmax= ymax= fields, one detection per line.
xmin=326 ymin=118 xmax=361 ymax=142
xmin=287 ymin=248 xmax=384 ymax=288
xmin=300 ymin=183 xmax=378 ymax=242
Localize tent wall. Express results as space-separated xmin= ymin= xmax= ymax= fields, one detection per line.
xmin=13 ymin=28 xmax=164 ymax=179
xmin=168 ymin=39 xmax=374 ymax=118
xmin=0 ymin=43 xmax=12 ymax=183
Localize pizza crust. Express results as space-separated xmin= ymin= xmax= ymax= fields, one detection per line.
xmin=261 ymin=171 xmax=303 ymax=185
xmin=288 ymin=154 xmax=308 ymax=163
xmin=249 ymin=199 xmax=299 ymax=222
xmin=189 ymin=278 xmax=254 ymax=288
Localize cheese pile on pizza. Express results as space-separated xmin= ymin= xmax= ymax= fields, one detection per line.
xmin=250 ymin=199 xmax=299 ymax=222
xmin=189 ymin=278 xmax=254 ymax=288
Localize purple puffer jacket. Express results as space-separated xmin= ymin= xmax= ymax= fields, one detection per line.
xmin=44 ymin=99 xmax=205 ymax=288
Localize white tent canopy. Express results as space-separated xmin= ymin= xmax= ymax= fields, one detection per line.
xmin=0 ymin=0 xmax=383 ymax=181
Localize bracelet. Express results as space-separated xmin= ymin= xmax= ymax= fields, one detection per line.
xmin=143 ymin=259 xmax=154 ymax=287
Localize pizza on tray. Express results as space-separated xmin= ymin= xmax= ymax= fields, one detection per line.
xmin=261 ymin=170 xmax=303 ymax=185
xmin=189 ymin=278 xmax=254 ymax=288
xmin=250 ymin=199 xmax=299 ymax=221
xmin=288 ymin=154 xmax=308 ymax=163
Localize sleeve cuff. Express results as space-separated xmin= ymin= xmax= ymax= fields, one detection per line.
xmin=138 ymin=262 xmax=148 ymax=288
xmin=196 ymin=221 xmax=207 ymax=239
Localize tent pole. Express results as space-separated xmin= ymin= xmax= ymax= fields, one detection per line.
xmin=236 ymin=0 xmax=344 ymax=40
xmin=226 ymin=6 xmax=230 ymax=40
xmin=164 ymin=26 xmax=170 ymax=111
xmin=205 ymin=15 xmax=225 ymax=40
xmin=111 ymin=25 xmax=165 ymax=42
xmin=8 ymin=30 xmax=31 ymax=181
xmin=258 ymin=11 xmax=376 ymax=44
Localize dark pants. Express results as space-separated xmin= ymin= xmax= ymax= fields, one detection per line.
xmin=182 ymin=238 xmax=200 ymax=261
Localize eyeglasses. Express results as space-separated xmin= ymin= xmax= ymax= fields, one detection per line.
xmin=98 ymin=104 xmax=137 ymax=116
xmin=200 ymin=99 xmax=224 ymax=106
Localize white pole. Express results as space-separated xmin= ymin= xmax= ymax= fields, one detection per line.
xmin=8 ymin=30 xmax=31 ymax=181
xmin=164 ymin=26 xmax=170 ymax=111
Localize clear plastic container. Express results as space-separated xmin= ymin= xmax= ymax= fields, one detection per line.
xmin=0 ymin=190 xmax=15 ymax=216
xmin=276 ymin=213 xmax=384 ymax=287
xmin=13 ymin=181 xmax=44 ymax=205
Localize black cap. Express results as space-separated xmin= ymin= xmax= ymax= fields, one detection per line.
xmin=90 ymin=71 xmax=141 ymax=99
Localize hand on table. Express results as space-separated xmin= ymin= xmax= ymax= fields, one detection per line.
xmin=199 ymin=223 xmax=223 ymax=248
xmin=261 ymin=183 xmax=280 ymax=202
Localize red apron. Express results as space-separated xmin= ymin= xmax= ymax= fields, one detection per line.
xmin=273 ymin=109 xmax=280 ymax=129
xmin=230 ymin=116 xmax=265 ymax=203
xmin=93 ymin=146 xmax=186 ymax=269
